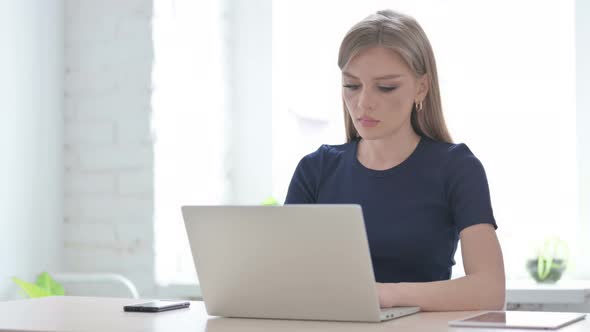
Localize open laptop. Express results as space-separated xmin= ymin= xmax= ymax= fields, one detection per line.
xmin=181 ymin=205 xmax=420 ymax=322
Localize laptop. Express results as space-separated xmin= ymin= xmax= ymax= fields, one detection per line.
xmin=181 ymin=204 xmax=420 ymax=322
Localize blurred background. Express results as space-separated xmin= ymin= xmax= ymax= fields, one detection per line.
xmin=0 ymin=0 xmax=589 ymax=306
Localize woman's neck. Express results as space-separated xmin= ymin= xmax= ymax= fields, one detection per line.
xmin=357 ymin=129 xmax=421 ymax=171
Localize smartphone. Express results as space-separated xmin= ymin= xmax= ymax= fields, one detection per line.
xmin=123 ymin=300 xmax=191 ymax=313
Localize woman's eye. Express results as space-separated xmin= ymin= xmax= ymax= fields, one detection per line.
xmin=343 ymin=84 xmax=360 ymax=91
xmin=378 ymin=86 xmax=397 ymax=92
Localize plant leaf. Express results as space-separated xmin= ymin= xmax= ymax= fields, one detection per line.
xmin=261 ymin=197 xmax=279 ymax=206
xmin=35 ymin=272 xmax=64 ymax=296
xmin=12 ymin=277 xmax=51 ymax=298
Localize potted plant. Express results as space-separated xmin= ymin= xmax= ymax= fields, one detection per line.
xmin=12 ymin=272 xmax=64 ymax=298
xmin=526 ymin=237 xmax=569 ymax=283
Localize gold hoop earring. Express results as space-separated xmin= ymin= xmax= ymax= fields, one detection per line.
xmin=415 ymin=101 xmax=423 ymax=112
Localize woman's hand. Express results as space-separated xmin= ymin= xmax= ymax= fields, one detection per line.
xmin=376 ymin=282 xmax=397 ymax=308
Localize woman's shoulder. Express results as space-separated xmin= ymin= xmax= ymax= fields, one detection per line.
xmin=297 ymin=141 xmax=355 ymax=170
xmin=301 ymin=141 xmax=354 ymax=161
xmin=421 ymin=137 xmax=486 ymax=180
xmin=422 ymin=137 xmax=478 ymax=162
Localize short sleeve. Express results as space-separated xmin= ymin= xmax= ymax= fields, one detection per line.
xmin=284 ymin=146 xmax=324 ymax=204
xmin=444 ymin=144 xmax=497 ymax=233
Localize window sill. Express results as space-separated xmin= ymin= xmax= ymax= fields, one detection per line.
xmin=507 ymin=280 xmax=590 ymax=304
xmin=154 ymin=283 xmax=203 ymax=301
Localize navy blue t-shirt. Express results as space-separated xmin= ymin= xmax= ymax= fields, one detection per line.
xmin=285 ymin=136 xmax=497 ymax=283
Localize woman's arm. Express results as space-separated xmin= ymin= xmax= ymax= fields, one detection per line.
xmin=377 ymin=223 xmax=505 ymax=311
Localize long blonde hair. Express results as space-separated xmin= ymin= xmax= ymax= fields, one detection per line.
xmin=338 ymin=9 xmax=452 ymax=143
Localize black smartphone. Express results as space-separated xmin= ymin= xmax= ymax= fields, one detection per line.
xmin=123 ymin=300 xmax=190 ymax=313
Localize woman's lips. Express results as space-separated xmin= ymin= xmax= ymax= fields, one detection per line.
xmin=358 ymin=117 xmax=380 ymax=127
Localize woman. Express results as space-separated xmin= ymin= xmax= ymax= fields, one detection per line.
xmin=285 ymin=9 xmax=505 ymax=311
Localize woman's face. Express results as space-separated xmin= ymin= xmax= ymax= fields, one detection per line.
xmin=342 ymin=47 xmax=427 ymax=141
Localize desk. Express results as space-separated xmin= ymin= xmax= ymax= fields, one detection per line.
xmin=0 ymin=296 xmax=588 ymax=332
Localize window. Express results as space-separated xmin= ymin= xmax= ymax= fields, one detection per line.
xmin=272 ymin=0 xmax=578 ymax=279
xmin=153 ymin=0 xmax=582 ymax=285
xmin=152 ymin=0 xmax=230 ymax=286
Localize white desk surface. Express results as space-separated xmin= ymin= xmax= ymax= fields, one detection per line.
xmin=0 ymin=296 xmax=588 ymax=332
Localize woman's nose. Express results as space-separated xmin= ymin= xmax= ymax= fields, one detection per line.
xmin=357 ymin=88 xmax=375 ymax=112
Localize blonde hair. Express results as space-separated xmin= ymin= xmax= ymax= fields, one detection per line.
xmin=338 ymin=9 xmax=452 ymax=143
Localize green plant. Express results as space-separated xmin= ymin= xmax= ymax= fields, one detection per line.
xmin=261 ymin=197 xmax=279 ymax=206
xmin=12 ymin=272 xmax=64 ymax=298
xmin=526 ymin=237 xmax=569 ymax=283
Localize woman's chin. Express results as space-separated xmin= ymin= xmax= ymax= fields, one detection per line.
xmin=357 ymin=130 xmax=383 ymax=141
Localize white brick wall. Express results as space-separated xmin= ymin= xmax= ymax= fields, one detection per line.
xmin=64 ymin=0 xmax=155 ymax=297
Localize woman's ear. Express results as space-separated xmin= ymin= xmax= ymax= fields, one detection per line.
xmin=415 ymin=74 xmax=430 ymax=101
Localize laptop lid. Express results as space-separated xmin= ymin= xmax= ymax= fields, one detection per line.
xmin=181 ymin=205 xmax=385 ymax=322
